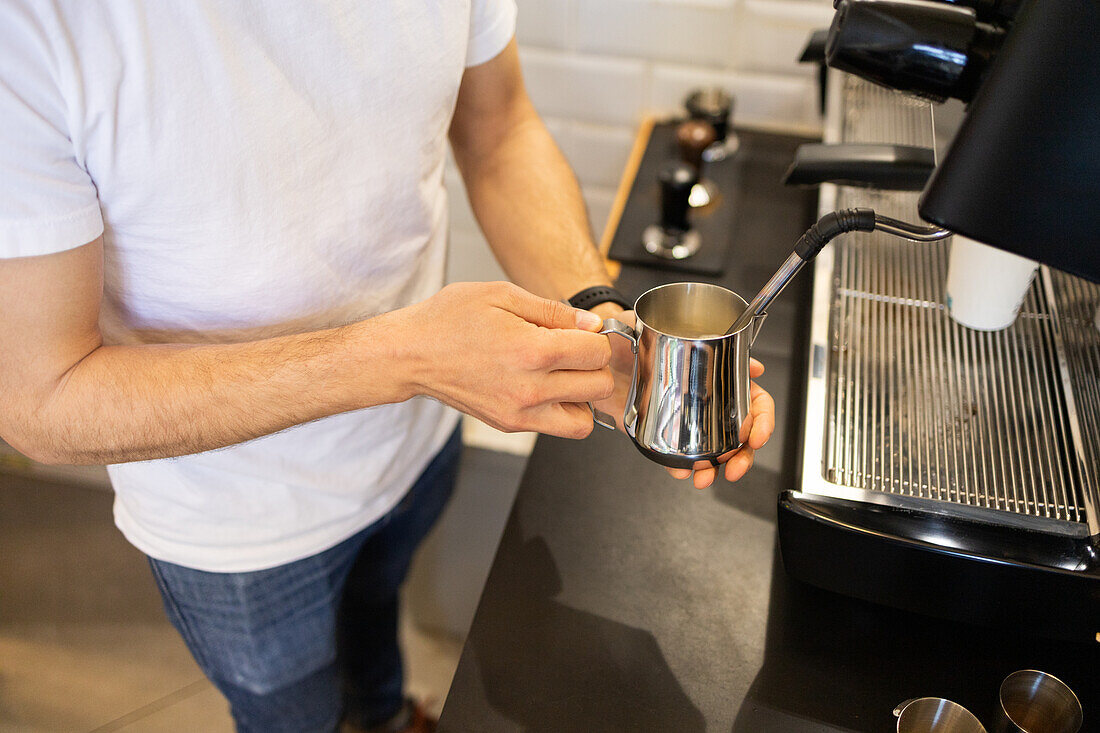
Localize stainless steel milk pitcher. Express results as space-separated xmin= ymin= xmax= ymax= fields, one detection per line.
xmin=594 ymin=282 xmax=765 ymax=469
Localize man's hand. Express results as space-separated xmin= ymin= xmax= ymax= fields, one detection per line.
xmin=588 ymin=305 xmax=775 ymax=489
xmin=397 ymin=281 xmax=613 ymax=439
xmin=666 ymin=358 xmax=774 ymax=489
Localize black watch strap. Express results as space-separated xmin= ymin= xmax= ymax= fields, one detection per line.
xmin=567 ymin=285 xmax=632 ymax=312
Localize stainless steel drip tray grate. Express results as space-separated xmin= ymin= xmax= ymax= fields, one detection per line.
xmin=823 ymin=228 xmax=1090 ymax=530
xmin=801 ymin=75 xmax=1100 ymax=538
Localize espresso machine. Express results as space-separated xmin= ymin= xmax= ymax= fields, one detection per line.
xmin=776 ymin=0 xmax=1100 ymax=644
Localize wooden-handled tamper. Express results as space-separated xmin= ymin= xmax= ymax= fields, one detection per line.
xmin=676 ymin=119 xmax=719 ymax=208
xmin=642 ymin=161 xmax=702 ymax=260
xmin=685 ymin=88 xmax=739 ymax=162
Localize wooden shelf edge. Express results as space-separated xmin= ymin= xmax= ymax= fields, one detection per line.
xmin=598 ymin=116 xmax=656 ymax=284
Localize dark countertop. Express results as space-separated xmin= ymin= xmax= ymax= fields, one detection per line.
xmin=438 ymin=131 xmax=1099 ymax=732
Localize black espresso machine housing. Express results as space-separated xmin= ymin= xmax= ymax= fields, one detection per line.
xmin=778 ymin=0 xmax=1100 ymax=645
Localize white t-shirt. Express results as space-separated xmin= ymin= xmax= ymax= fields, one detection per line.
xmin=0 ymin=1 xmax=517 ymax=572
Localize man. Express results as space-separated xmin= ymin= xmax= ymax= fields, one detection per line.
xmin=0 ymin=2 xmax=774 ymax=731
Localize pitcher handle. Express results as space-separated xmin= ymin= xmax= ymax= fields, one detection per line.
xmin=590 ymin=318 xmax=638 ymax=431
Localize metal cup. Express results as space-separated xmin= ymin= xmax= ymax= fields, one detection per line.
xmin=594 ymin=282 xmax=765 ymax=469
xmin=993 ymin=670 xmax=1082 ymax=733
xmin=894 ymin=698 xmax=988 ymax=733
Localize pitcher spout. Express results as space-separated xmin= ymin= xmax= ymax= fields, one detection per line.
xmin=749 ymin=312 xmax=768 ymax=346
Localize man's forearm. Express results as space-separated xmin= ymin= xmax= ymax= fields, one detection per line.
xmin=27 ymin=314 xmax=409 ymax=465
xmin=453 ymin=112 xmax=614 ymax=302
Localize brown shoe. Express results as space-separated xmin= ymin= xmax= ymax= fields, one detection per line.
xmin=342 ymin=699 xmax=437 ymax=733
xmin=405 ymin=701 xmax=437 ymax=733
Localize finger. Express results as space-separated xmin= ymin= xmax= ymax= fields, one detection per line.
xmin=724 ymin=447 xmax=756 ymax=482
xmin=666 ymin=467 xmax=692 ymax=480
xmin=501 ymin=284 xmax=603 ymax=331
xmin=537 ymin=328 xmax=613 ymax=371
xmin=749 ymin=358 xmax=765 ymax=378
xmin=693 ymin=466 xmax=717 ymax=489
xmin=530 ymin=401 xmax=594 ymax=440
xmin=612 ymin=310 xmax=637 ymax=328
xmin=538 ymin=367 xmax=615 ymax=404
xmin=747 ymin=382 xmax=775 ymax=450
xmin=607 ymin=336 xmax=636 ymax=374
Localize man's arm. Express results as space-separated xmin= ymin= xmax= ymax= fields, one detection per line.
xmin=448 ymin=40 xmax=621 ymax=320
xmin=0 ymin=238 xmax=612 ymax=465
xmin=449 ymin=40 xmax=777 ymax=489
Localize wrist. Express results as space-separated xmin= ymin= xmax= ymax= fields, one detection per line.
xmin=343 ymin=310 xmax=421 ymax=406
xmin=590 ymin=301 xmax=626 ymax=321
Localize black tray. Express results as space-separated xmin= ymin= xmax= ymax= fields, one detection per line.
xmin=607 ymin=122 xmax=816 ymax=276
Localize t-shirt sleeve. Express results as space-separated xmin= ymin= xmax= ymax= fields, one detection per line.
xmin=466 ymin=0 xmax=518 ymax=67
xmin=0 ymin=7 xmax=103 ymax=259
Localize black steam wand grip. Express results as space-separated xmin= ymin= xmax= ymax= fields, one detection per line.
xmin=728 ymin=207 xmax=949 ymax=336
xmin=794 ymin=207 xmax=876 ymax=260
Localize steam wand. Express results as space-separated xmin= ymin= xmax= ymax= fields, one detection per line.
xmin=725 ymin=208 xmax=950 ymax=336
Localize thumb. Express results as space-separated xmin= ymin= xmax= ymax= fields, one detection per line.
xmin=505 ymin=288 xmax=603 ymax=331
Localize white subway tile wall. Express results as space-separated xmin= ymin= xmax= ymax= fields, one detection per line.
xmin=519 ymin=48 xmax=649 ymax=126
xmin=575 ymin=1 xmax=740 ymax=68
xmin=737 ymin=0 xmax=836 ymax=74
xmin=514 ymin=0 xmax=572 ymax=49
xmin=446 ymin=0 xmax=830 ymax=290
xmin=649 ymin=64 xmax=818 ymax=125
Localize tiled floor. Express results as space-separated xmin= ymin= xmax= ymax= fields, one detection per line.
xmin=0 ymin=445 xmax=525 ymax=732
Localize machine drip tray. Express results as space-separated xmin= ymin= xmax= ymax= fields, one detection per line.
xmin=778 ymin=490 xmax=1100 ymax=644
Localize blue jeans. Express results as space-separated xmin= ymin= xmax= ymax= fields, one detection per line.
xmin=148 ymin=429 xmax=462 ymax=733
